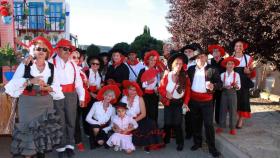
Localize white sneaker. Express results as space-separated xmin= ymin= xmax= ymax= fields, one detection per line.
xmin=114 ymin=146 xmax=120 ymax=151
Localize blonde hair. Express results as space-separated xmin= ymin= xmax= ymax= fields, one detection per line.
xmin=34 ymin=40 xmax=50 ymax=59
xmin=103 ymin=90 xmax=116 ymax=98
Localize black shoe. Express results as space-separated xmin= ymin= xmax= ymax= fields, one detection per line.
xmin=164 ymin=137 xmax=170 ymax=144
xmin=104 ymin=143 xmax=110 ymax=149
xmin=65 ymin=148 xmax=75 ymax=158
xmin=210 ymin=150 xmax=221 ymax=157
xmin=185 ymin=134 xmax=192 ymax=140
xmin=57 ymin=151 xmax=65 ymax=158
xmin=190 ymin=144 xmax=202 ymax=151
xmin=176 ymin=144 xmax=184 ymax=151
xmin=37 ymin=152 xmax=45 ymax=158
xmin=144 ymin=146 xmax=150 ymax=153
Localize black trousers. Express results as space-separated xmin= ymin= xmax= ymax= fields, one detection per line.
xmin=189 ymin=99 xmax=217 ymax=152
xmin=143 ymin=93 xmax=159 ymax=124
xmin=213 ymin=90 xmax=222 ymax=124
xmin=88 ymin=124 xmax=109 ymax=144
xmin=164 ymin=99 xmax=184 ymax=145
xmin=184 ymin=111 xmax=192 ymax=137
xmin=74 ymin=97 xmax=96 ymax=144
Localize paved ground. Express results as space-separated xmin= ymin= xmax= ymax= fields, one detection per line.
xmin=1 ymin=98 xmax=280 ymax=158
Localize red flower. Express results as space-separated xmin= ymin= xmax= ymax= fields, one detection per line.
xmin=0 ymin=0 xmax=8 ymax=5
xmin=0 ymin=8 xmax=8 ymax=16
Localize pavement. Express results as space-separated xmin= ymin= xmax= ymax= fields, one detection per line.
xmin=1 ymin=98 xmax=280 ymax=158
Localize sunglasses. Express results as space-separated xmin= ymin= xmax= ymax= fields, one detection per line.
xmin=72 ymin=56 xmax=80 ymax=59
xmin=60 ymin=47 xmax=71 ymax=52
xmin=91 ymin=62 xmax=100 ymax=66
xmin=34 ymin=47 xmax=48 ymax=52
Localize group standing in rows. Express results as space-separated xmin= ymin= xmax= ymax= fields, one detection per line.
xmin=5 ymin=36 xmax=256 ymax=158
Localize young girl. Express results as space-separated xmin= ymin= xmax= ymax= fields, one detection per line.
xmin=216 ymin=57 xmax=241 ymax=135
xmin=106 ymin=102 xmax=138 ymax=154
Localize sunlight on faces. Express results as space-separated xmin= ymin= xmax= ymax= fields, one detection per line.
xmin=103 ymin=90 xmax=115 ymax=103
xmin=196 ymin=54 xmax=208 ymax=66
xmin=172 ymin=58 xmax=184 ymax=73
xmin=57 ymin=46 xmax=71 ymax=61
xmin=112 ymin=52 xmax=121 ymax=63
xmin=70 ymin=51 xmax=80 ymax=65
xmin=234 ymin=41 xmax=244 ymax=53
xmin=148 ymin=56 xmax=157 ymax=67
xmin=90 ymin=59 xmax=100 ymax=71
xmin=116 ymin=108 xmax=126 ymax=118
xmin=128 ymin=86 xmax=137 ymax=97
xmin=184 ymin=49 xmax=194 ymax=59
xmin=226 ymin=61 xmax=235 ymax=71
xmin=34 ymin=41 xmax=49 ymax=60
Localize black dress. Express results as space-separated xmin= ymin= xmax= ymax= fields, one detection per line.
xmin=105 ymin=63 xmax=129 ymax=84
xmin=137 ymin=68 xmax=159 ymax=123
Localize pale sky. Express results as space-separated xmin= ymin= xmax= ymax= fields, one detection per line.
xmin=68 ymin=0 xmax=171 ymax=46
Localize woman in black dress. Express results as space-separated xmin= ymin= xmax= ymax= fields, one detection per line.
xmin=232 ymin=39 xmax=256 ymax=128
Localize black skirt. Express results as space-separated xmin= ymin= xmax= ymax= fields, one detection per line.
xmin=132 ymin=117 xmax=165 ymax=149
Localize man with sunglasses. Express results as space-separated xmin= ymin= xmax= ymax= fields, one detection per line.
xmin=51 ymin=39 xmax=85 ymax=158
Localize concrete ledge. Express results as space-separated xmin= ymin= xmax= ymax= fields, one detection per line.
xmin=216 ymin=135 xmax=250 ymax=158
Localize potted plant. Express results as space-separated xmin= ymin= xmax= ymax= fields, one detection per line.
xmin=0 ymin=0 xmax=12 ymax=24
xmin=59 ymin=20 xmax=65 ymax=30
xmin=0 ymin=45 xmax=17 ymax=83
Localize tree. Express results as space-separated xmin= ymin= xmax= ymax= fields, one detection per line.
xmin=166 ymin=0 xmax=280 ymax=69
xmin=86 ymin=44 xmax=100 ymax=57
xmin=111 ymin=42 xmax=130 ymax=55
xmin=130 ymin=25 xmax=163 ymax=59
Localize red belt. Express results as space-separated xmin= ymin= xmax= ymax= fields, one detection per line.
xmin=23 ymin=90 xmax=49 ymax=96
xmin=61 ymin=84 xmax=75 ymax=93
xmin=145 ymin=89 xmax=155 ymax=94
xmin=88 ymin=85 xmax=97 ymax=93
xmin=191 ymin=91 xmax=213 ymax=102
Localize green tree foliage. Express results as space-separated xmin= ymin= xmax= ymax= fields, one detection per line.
xmin=130 ymin=26 xmax=163 ymax=59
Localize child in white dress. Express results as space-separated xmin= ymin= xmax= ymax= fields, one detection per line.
xmin=107 ymin=102 xmax=138 ymax=154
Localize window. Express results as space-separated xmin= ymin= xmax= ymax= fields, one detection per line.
xmin=28 ymin=2 xmax=44 ymax=29
xmin=48 ymin=2 xmax=63 ymax=22
xmin=14 ymin=2 xmax=24 ymax=21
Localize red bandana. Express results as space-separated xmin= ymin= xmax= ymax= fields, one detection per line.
xmin=127 ymin=59 xmax=139 ymax=66
xmin=112 ymin=56 xmax=125 ymax=67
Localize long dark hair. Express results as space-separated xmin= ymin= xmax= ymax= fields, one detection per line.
xmin=171 ymin=57 xmax=186 ymax=94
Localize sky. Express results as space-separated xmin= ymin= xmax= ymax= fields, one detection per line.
xmin=68 ymin=0 xmax=171 ymax=46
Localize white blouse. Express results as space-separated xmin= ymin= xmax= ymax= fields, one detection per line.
xmin=235 ymin=54 xmax=252 ymax=67
xmin=88 ymin=69 xmax=101 ymax=89
xmin=50 ymin=55 xmax=85 ymax=101
xmin=120 ymin=96 xmax=141 ymax=118
xmin=111 ymin=115 xmax=138 ymax=132
xmin=220 ymin=71 xmax=241 ymax=89
xmin=86 ymin=101 xmax=115 ymax=132
xmin=166 ymin=71 xmax=184 ymax=99
xmin=4 ymin=61 xmax=64 ymax=100
xmin=125 ymin=62 xmax=145 ymax=81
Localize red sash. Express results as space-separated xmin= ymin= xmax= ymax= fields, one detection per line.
xmin=23 ymin=90 xmax=49 ymax=96
xmin=144 ymin=89 xmax=155 ymax=94
xmin=61 ymin=84 xmax=75 ymax=93
xmin=190 ymin=91 xmax=213 ymax=102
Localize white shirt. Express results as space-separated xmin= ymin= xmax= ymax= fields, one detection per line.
xmin=220 ymin=71 xmax=241 ymax=89
xmin=5 ymin=62 xmax=64 ymax=100
xmin=86 ymin=101 xmax=115 ymax=133
xmin=235 ymin=54 xmax=252 ymax=67
xmin=188 ymin=60 xmax=196 ymax=68
xmin=166 ymin=71 xmax=184 ymax=99
xmin=191 ymin=63 xmax=207 ymax=93
xmin=50 ymin=55 xmax=85 ymax=101
xmin=111 ymin=115 xmax=138 ymax=132
xmin=88 ymin=69 xmax=101 ymax=89
xmin=121 ymin=96 xmax=141 ymax=118
xmin=125 ymin=62 xmax=145 ymax=81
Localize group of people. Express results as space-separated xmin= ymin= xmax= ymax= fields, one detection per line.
xmin=4 ymin=36 xmax=256 ymax=158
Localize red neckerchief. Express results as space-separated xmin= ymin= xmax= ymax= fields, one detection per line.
xmin=112 ymin=56 xmax=125 ymax=67
xmin=127 ymin=59 xmax=139 ymax=66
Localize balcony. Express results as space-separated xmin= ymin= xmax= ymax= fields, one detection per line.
xmin=14 ymin=15 xmax=65 ymax=33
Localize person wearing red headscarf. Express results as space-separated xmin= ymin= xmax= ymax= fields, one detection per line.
xmin=232 ymin=39 xmax=256 ymax=129
xmin=136 ymin=50 xmax=161 ymax=123
xmin=5 ymin=36 xmax=63 ymax=158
